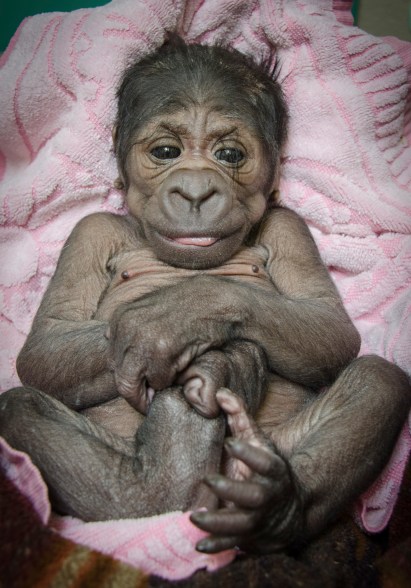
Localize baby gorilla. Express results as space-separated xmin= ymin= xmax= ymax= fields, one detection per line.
xmin=1 ymin=36 xmax=410 ymax=555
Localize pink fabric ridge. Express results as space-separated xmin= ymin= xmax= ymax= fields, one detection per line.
xmin=0 ymin=0 xmax=410 ymax=579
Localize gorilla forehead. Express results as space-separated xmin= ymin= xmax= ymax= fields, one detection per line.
xmin=133 ymin=104 xmax=259 ymax=150
xmin=120 ymin=64 xmax=267 ymax=143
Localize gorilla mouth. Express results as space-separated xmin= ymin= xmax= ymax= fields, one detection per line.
xmin=150 ymin=227 xmax=245 ymax=268
xmin=171 ymin=237 xmax=218 ymax=247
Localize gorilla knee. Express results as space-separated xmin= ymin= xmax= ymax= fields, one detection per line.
xmin=351 ymin=355 xmax=410 ymax=388
xmin=0 ymin=387 xmax=72 ymax=443
xmin=0 ymin=387 xmax=37 ymax=444
xmin=0 ymin=386 xmax=35 ymax=420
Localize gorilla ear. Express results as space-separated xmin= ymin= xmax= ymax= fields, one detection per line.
xmin=264 ymin=157 xmax=281 ymax=201
xmin=113 ymin=177 xmax=125 ymax=190
xmin=272 ymin=165 xmax=281 ymax=191
xmin=111 ymin=126 xmax=125 ymax=190
xmin=268 ymin=189 xmax=281 ymax=206
xmin=112 ymin=126 xmax=118 ymax=147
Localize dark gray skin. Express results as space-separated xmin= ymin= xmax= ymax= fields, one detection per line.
xmin=1 ymin=39 xmax=410 ymax=556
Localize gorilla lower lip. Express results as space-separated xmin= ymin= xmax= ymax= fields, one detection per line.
xmin=172 ymin=237 xmax=218 ymax=247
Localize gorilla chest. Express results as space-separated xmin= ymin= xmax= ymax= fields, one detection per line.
xmin=94 ymin=245 xmax=272 ymax=320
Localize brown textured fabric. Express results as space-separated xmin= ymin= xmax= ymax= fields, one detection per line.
xmin=376 ymin=459 xmax=411 ymax=588
xmin=0 ymin=470 xmax=147 ymax=588
xmin=1 ymin=459 xmax=410 ymax=588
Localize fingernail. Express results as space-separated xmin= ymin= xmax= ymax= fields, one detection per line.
xmin=216 ymin=387 xmax=231 ymax=395
xmin=204 ymin=474 xmax=221 ymax=486
xmin=190 ymin=511 xmax=204 ymax=523
xmin=225 ymin=437 xmax=240 ymax=449
xmin=147 ymin=387 xmax=155 ymax=404
xmin=196 ymin=539 xmax=211 ymax=553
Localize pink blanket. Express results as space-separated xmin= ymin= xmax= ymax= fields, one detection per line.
xmin=0 ymin=0 xmax=410 ymax=580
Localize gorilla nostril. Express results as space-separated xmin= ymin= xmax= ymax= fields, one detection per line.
xmin=192 ymin=191 xmax=218 ymax=212
xmin=174 ymin=187 xmax=217 ymax=206
xmin=169 ymin=174 xmax=219 ymax=207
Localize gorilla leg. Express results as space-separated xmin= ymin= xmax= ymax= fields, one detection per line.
xmin=277 ymin=355 xmax=410 ymax=536
xmin=0 ymin=387 xmax=225 ymax=520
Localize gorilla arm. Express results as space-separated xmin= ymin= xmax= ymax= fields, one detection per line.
xmin=110 ymin=207 xmax=360 ymax=400
xmin=253 ymin=206 xmax=361 ymax=382
xmin=16 ymin=213 xmax=135 ymax=409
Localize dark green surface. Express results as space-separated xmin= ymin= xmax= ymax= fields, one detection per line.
xmin=351 ymin=0 xmax=360 ymax=24
xmin=0 ymin=1 xmax=108 ymax=51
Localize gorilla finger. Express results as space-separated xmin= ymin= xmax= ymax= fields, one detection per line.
xmin=115 ymin=371 xmax=151 ymax=413
xmin=225 ymin=438 xmax=285 ymax=477
xmin=204 ymin=474 xmax=272 ymax=508
xmin=196 ymin=535 xmax=240 ymax=554
xmin=216 ymin=388 xmax=260 ymax=440
xmin=190 ymin=508 xmax=256 ymax=535
xmin=216 ymin=387 xmax=246 ymax=415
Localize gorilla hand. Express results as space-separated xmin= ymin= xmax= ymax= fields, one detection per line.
xmin=190 ymin=389 xmax=304 ymax=554
xmin=108 ymin=276 xmax=240 ymax=413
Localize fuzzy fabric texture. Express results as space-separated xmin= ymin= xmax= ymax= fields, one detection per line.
xmin=0 ymin=0 xmax=410 ymax=579
xmin=0 ymin=437 xmax=235 ymax=580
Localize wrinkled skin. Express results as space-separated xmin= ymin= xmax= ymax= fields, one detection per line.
xmin=193 ymin=389 xmax=304 ymax=554
xmin=1 ymin=39 xmax=410 ymax=555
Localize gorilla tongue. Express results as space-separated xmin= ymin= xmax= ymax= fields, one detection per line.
xmin=173 ymin=237 xmax=218 ymax=247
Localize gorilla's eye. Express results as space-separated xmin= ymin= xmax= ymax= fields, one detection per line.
xmin=150 ymin=146 xmax=181 ymax=160
xmin=214 ymin=147 xmax=245 ymax=165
